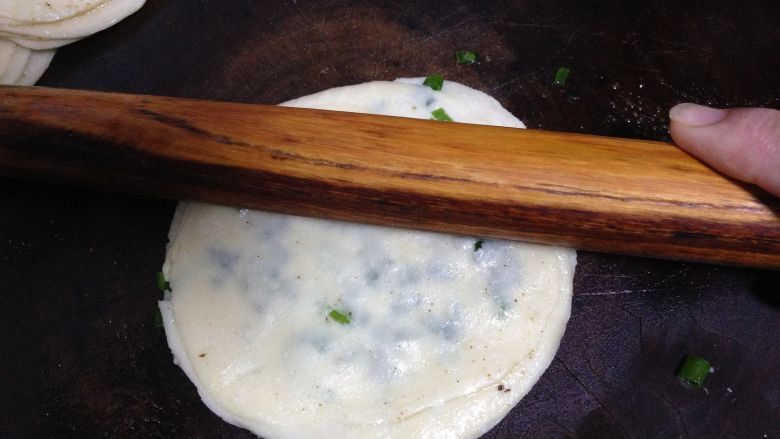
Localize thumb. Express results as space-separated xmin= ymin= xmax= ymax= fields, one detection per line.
xmin=669 ymin=103 xmax=780 ymax=197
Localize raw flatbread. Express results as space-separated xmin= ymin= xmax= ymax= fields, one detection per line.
xmin=9 ymin=35 xmax=78 ymax=50
xmin=0 ymin=41 xmax=30 ymax=84
xmin=0 ymin=0 xmax=145 ymax=84
xmin=16 ymin=48 xmax=55 ymax=85
xmin=0 ymin=39 xmax=54 ymax=85
xmin=0 ymin=0 xmax=145 ymax=41
xmin=0 ymin=39 xmax=15 ymax=77
xmin=0 ymin=0 xmax=108 ymax=24
xmin=160 ymin=79 xmax=576 ymax=439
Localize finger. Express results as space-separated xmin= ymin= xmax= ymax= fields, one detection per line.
xmin=669 ymin=103 xmax=780 ymax=197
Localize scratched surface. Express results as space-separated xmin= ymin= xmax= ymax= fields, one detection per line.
xmin=1 ymin=0 xmax=779 ymax=437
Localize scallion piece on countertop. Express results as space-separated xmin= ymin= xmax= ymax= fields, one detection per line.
xmin=553 ymin=67 xmax=570 ymax=86
xmin=474 ymin=239 xmax=484 ymax=251
xmin=154 ymin=307 xmax=164 ymax=328
xmin=456 ymin=50 xmax=477 ymax=64
xmin=156 ymin=271 xmax=171 ymax=292
xmin=423 ymin=74 xmax=444 ymax=91
xmin=677 ymin=355 xmax=711 ymax=386
xmin=328 ymin=308 xmax=351 ymax=325
xmin=431 ymin=107 xmax=453 ymax=122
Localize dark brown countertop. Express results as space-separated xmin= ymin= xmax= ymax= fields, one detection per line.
xmin=1 ymin=0 xmax=778 ymax=437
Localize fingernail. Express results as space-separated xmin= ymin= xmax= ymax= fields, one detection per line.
xmin=669 ymin=103 xmax=729 ymax=126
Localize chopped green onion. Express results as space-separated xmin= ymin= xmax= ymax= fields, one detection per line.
xmin=156 ymin=271 xmax=171 ymax=292
xmin=328 ymin=308 xmax=351 ymax=325
xmin=153 ymin=307 xmax=164 ymax=328
xmin=677 ymin=355 xmax=711 ymax=387
xmin=423 ymin=74 xmax=444 ymax=91
xmin=553 ymin=67 xmax=570 ymax=86
xmin=431 ymin=107 xmax=453 ymax=122
xmin=456 ymin=50 xmax=478 ymax=64
xmin=474 ymin=239 xmax=484 ymax=251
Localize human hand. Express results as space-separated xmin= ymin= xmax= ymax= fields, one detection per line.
xmin=669 ymin=103 xmax=780 ymax=197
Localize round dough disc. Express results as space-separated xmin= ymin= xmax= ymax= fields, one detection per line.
xmin=16 ymin=48 xmax=55 ymax=85
xmin=9 ymin=34 xmax=78 ymax=50
xmin=0 ymin=0 xmax=145 ymax=41
xmin=0 ymin=0 xmax=109 ymax=24
xmin=0 ymin=39 xmax=16 ymax=78
xmin=160 ymin=79 xmax=576 ymax=439
xmin=0 ymin=41 xmax=30 ymax=84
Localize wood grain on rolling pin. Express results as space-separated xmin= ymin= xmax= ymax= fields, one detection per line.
xmin=0 ymin=86 xmax=778 ymax=267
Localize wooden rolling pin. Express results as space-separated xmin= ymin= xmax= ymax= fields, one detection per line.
xmin=1 ymin=86 xmax=778 ymax=268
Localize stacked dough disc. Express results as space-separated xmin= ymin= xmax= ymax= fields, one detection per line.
xmin=0 ymin=0 xmax=145 ymax=85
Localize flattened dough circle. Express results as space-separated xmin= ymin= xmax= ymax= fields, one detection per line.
xmin=160 ymin=78 xmax=576 ymax=439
